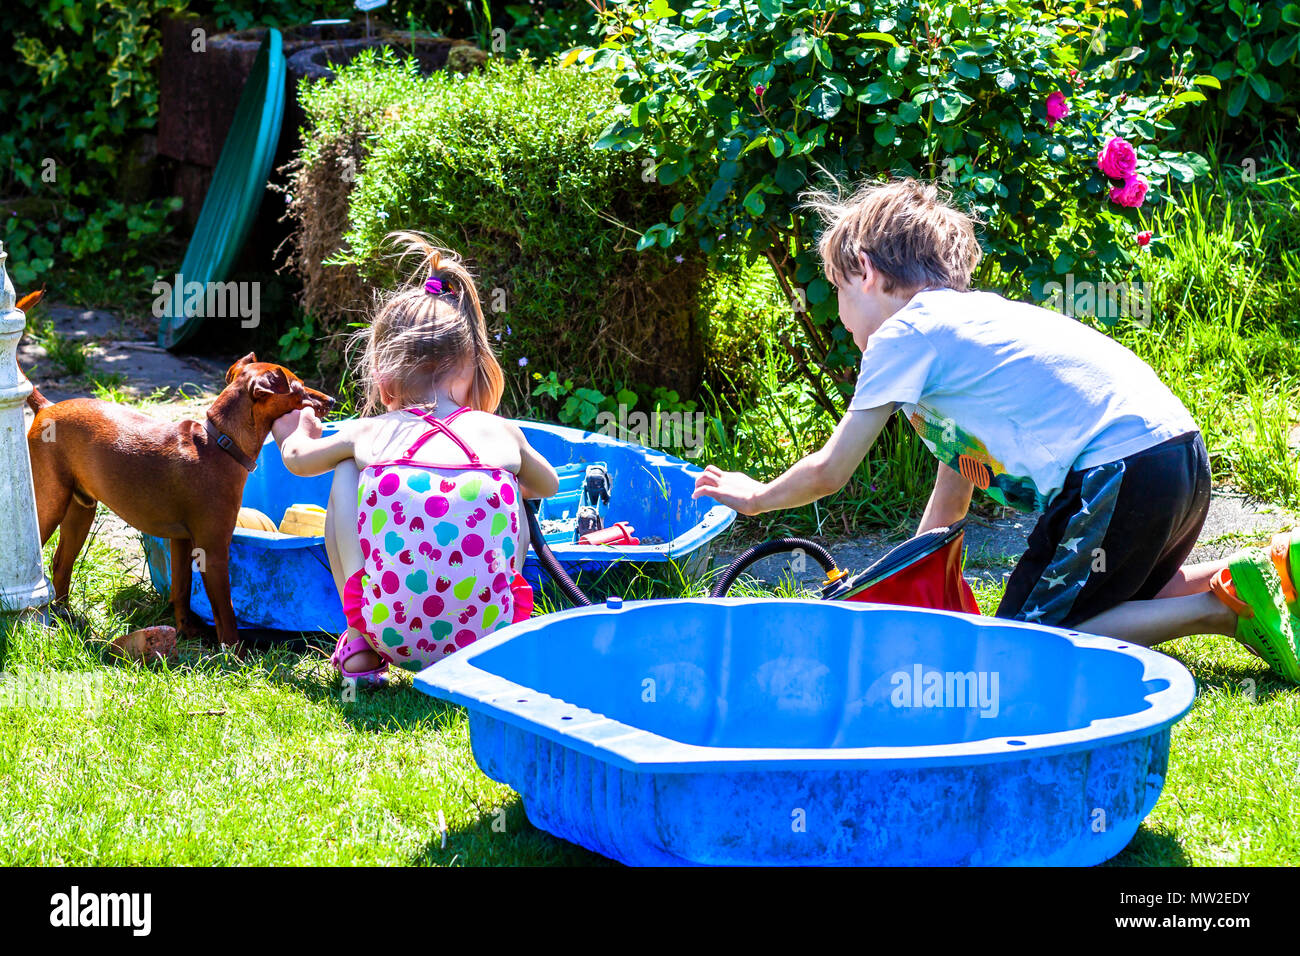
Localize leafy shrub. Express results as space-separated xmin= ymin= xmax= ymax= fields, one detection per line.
xmin=287 ymin=51 xmax=705 ymax=410
xmin=1 ymin=0 xmax=352 ymax=293
xmin=1111 ymin=0 xmax=1300 ymax=144
xmin=578 ymin=0 xmax=1214 ymax=413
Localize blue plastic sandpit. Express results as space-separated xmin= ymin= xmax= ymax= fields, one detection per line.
xmin=413 ymin=598 xmax=1196 ymax=866
xmin=140 ymin=420 xmax=734 ymax=632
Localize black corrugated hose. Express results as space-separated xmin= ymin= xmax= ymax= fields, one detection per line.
xmin=706 ymin=538 xmax=838 ymax=598
xmin=522 ymin=497 xmax=593 ymax=606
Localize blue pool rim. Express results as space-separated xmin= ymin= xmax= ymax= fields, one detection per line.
xmin=209 ymin=422 xmax=736 ymax=562
xmin=414 ymin=598 xmax=1198 ymax=774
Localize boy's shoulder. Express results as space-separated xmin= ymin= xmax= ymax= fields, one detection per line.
xmin=893 ymin=287 xmax=1070 ymax=337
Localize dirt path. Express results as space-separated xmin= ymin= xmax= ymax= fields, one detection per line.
xmin=19 ymin=300 xmax=1300 ymax=599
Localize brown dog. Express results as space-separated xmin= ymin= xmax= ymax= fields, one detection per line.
xmin=26 ymin=352 xmax=332 ymax=649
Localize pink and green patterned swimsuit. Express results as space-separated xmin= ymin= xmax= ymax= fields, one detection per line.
xmin=355 ymin=407 xmax=522 ymax=671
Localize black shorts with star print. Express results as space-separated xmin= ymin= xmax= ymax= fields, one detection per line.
xmin=996 ymin=431 xmax=1210 ymax=628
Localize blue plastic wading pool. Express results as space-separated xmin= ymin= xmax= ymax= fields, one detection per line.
xmin=141 ymin=420 xmax=734 ymax=632
xmin=413 ymin=599 xmax=1196 ymax=866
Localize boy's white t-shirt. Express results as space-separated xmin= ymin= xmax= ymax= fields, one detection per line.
xmin=849 ymin=288 xmax=1198 ymax=512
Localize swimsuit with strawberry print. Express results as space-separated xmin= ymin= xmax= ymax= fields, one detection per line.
xmin=355 ymin=407 xmax=522 ymax=671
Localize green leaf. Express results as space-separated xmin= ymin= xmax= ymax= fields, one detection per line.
xmin=1225 ymin=80 xmax=1250 ymax=116
xmin=783 ymin=33 xmax=814 ymax=61
xmin=1173 ymin=90 xmax=1207 ymax=105
xmin=646 ymin=0 xmax=678 ymax=20
xmin=758 ymin=0 xmax=783 ymax=22
xmin=933 ymin=93 xmax=965 ymax=123
xmin=1191 ymin=74 xmax=1221 ymax=89
xmin=808 ymin=85 xmax=842 ymax=119
xmin=743 ymin=189 xmax=766 ymax=216
xmin=886 ymin=46 xmax=910 ymax=71
xmin=874 ymin=121 xmax=896 ymax=146
xmin=857 ymin=81 xmax=894 ymax=104
xmin=856 ymin=32 xmax=899 ymax=46
xmin=769 ymin=135 xmax=786 ymax=158
xmin=1267 ymin=35 xmax=1298 ymax=66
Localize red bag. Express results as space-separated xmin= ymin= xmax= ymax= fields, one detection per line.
xmin=822 ymin=521 xmax=980 ymax=615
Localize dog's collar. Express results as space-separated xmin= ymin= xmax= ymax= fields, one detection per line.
xmin=204 ymin=418 xmax=257 ymax=472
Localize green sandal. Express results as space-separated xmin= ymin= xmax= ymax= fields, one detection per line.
xmin=1210 ymin=548 xmax=1300 ymax=684
xmin=1268 ymin=530 xmax=1300 ymax=608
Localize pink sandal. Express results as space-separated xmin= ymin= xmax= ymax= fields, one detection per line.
xmin=330 ymin=631 xmax=390 ymax=687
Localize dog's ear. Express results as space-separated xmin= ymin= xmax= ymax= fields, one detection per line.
xmin=248 ymin=367 xmax=288 ymax=401
xmin=225 ymin=352 xmax=258 ymax=384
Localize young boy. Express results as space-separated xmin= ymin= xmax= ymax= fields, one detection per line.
xmin=694 ymin=177 xmax=1300 ymax=683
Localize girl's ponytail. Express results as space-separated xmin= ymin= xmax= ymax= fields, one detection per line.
xmin=354 ymin=231 xmax=505 ymax=415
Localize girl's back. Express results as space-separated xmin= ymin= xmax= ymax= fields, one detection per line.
xmin=355 ymin=406 xmax=524 ymax=670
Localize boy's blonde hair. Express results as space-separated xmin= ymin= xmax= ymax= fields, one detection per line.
xmin=353 ymin=232 xmax=504 ymax=417
xmin=805 ymin=177 xmax=982 ymax=292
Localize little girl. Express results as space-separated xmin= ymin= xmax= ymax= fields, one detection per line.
xmin=273 ymin=233 xmax=559 ymax=682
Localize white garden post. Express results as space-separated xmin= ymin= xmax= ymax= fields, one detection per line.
xmin=0 ymin=241 xmax=52 ymax=611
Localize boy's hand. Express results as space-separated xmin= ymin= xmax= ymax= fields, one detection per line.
xmin=692 ymin=466 xmax=766 ymax=516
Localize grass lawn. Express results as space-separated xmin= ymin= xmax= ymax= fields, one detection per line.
xmin=1 ymin=536 xmax=1296 ymax=866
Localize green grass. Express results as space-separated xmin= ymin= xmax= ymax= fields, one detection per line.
xmin=1 ymin=528 xmax=1296 ymax=865
xmin=31 ymin=319 xmax=90 ymax=378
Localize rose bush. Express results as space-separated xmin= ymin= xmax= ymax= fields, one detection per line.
xmin=573 ymin=0 xmax=1215 ymax=411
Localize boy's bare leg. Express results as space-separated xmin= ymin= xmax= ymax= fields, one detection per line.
xmin=1154 ymin=559 xmax=1224 ymax=598
xmin=325 ymin=460 xmax=380 ymax=672
xmin=1073 ymin=591 xmax=1238 ymax=648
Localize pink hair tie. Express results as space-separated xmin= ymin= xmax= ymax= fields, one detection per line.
xmin=424 ymin=277 xmax=444 ymax=295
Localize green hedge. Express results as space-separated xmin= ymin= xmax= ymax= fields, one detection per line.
xmin=288 ymin=51 xmax=704 ymax=411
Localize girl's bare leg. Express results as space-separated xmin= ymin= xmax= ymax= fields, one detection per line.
xmin=325 ymin=460 xmax=380 ymax=672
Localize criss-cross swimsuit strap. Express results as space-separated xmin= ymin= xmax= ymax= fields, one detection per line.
xmin=389 ymin=406 xmax=482 ymax=468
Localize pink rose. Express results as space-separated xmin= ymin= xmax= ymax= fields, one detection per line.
xmin=1046 ymin=91 xmax=1069 ymax=127
xmin=755 ymin=83 xmax=766 ymax=98
xmin=1110 ymin=176 xmax=1149 ymax=208
xmin=1136 ymin=230 xmax=1152 ymax=247
xmin=1097 ymin=136 xmax=1137 ymax=179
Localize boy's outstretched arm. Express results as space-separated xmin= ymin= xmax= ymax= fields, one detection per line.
xmin=692 ymin=404 xmax=894 ymax=515
xmin=917 ymin=461 xmax=974 ymax=534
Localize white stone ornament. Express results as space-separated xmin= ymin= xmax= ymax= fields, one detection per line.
xmin=0 ymin=241 xmax=52 ymax=610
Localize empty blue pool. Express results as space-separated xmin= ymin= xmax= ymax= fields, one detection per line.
xmin=414 ymin=599 xmax=1196 ymax=866
xmin=141 ymin=420 xmax=734 ymax=632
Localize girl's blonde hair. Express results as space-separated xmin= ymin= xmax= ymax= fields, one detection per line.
xmin=353 ymin=231 xmax=504 ymax=416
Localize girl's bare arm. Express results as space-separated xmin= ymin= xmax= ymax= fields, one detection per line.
xmin=273 ymin=410 xmax=365 ymax=477
xmin=505 ymin=421 xmax=559 ymax=499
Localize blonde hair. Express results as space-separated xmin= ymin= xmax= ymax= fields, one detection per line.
xmin=804 ymin=177 xmax=982 ymax=293
xmin=353 ymin=231 xmax=504 ymax=417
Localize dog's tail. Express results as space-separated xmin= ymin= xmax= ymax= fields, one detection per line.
xmin=26 ymin=387 xmax=53 ymax=413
